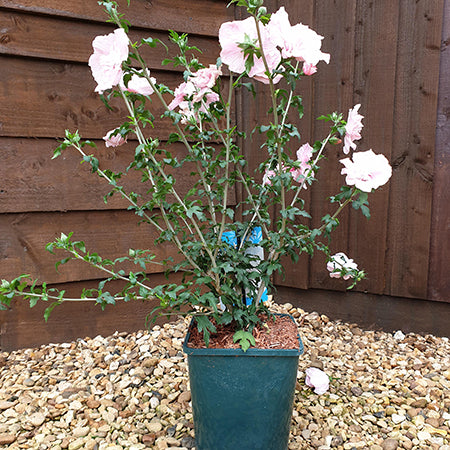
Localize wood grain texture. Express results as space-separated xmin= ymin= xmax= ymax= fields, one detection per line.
xmin=343 ymin=0 xmax=399 ymax=295
xmin=276 ymin=285 xmax=450 ymax=338
xmin=0 ymin=210 xmax=176 ymax=283
xmin=428 ymin=0 xmax=450 ymax=302
xmin=271 ymin=0 xmax=314 ymax=291
xmin=307 ymin=0 xmax=357 ymax=292
xmin=0 ymin=10 xmax=220 ymax=69
xmin=0 ymin=0 xmax=232 ymax=36
xmin=0 ymin=138 xmax=234 ymax=213
xmin=0 ymin=57 xmax=187 ymax=139
xmin=0 ymin=275 xmax=181 ymax=351
xmin=385 ymin=0 xmax=443 ymax=299
xmin=0 ymin=0 xmax=448 ymax=352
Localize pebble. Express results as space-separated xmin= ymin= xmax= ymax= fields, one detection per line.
xmin=0 ymin=302 xmax=448 ymax=449
xmin=0 ymin=434 xmax=16 ymax=444
xmin=382 ymin=438 xmax=398 ymax=450
xmin=391 ymin=413 xmax=406 ymax=424
xmin=29 ymin=412 xmax=46 ymax=427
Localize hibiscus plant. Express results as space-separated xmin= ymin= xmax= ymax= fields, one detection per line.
xmin=0 ymin=0 xmax=392 ymax=347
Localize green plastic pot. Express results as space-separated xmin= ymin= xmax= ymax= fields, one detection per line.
xmin=183 ymin=314 xmax=304 ymax=450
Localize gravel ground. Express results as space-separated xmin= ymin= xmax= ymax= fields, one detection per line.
xmin=0 ymin=301 xmax=449 ymax=450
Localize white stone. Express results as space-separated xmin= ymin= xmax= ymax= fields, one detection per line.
xmin=29 ymin=412 xmax=46 ymax=427
xmin=417 ymin=430 xmax=431 ymax=441
xmin=393 ymin=330 xmax=405 ymax=340
xmin=147 ymin=419 xmax=162 ymax=433
xmin=72 ymin=426 xmax=90 ymax=438
xmin=391 ymin=414 xmax=406 ymax=424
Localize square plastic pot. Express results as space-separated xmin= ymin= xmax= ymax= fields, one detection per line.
xmin=183 ymin=314 xmax=304 ymax=450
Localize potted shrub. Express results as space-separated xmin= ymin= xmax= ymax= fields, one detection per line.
xmin=0 ymin=0 xmax=392 ymax=448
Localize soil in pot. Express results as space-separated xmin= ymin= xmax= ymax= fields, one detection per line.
xmin=186 ymin=314 xmax=300 ymax=350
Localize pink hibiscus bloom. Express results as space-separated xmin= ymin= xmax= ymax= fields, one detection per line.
xmin=219 ymin=16 xmax=282 ymax=84
xmin=121 ymin=70 xmax=156 ymax=96
xmin=88 ymin=28 xmax=129 ymax=94
xmin=168 ymin=82 xmax=196 ymax=111
xmin=327 ymin=252 xmax=358 ymax=280
xmin=291 ymin=143 xmax=314 ymax=186
xmin=168 ymin=79 xmax=219 ymax=123
xmin=190 ymin=65 xmax=222 ymax=89
xmin=103 ymin=128 xmax=127 ymax=148
xmin=343 ymin=104 xmax=364 ymax=154
xmin=262 ymin=167 xmax=278 ymax=186
xmin=268 ymin=7 xmax=330 ymax=67
xmin=340 ymin=149 xmax=392 ymax=192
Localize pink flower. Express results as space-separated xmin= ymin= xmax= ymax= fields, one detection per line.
xmin=168 ymin=82 xmax=196 ymax=111
xmin=262 ymin=168 xmax=277 ymax=186
xmin=199 ymin=91 xmax=220 ymax=110
xmin=340 ymin=149 xmax=392 ymax=192
xmin=305 ymin=368 xmax=329 ymax=395
xmin=343 ymin=104 xmax=364 ymax=154
xmin=103 ymin=129 xmax=127 ymax=148
xmin=219 ymin=17 xmax=282 ymax=84
xmin=88 ymin=28 xmax=129 ymax=94
xmin=268 ymin=7 xmax=330 ymax=67
xmin=290 ymin=143 xmax=314 ymax=186
xmin=302 ymin=62 xmax=317 ymax=76
xmin=121 ymin=70 xmax=156 ymax=96
xmin=191 ymin=65 xmax=222 ymax=89
xmin=168 ymin=80 xmax=219 ymax=123
xmin=296 ymin=143 xmax=313 ymax=164
xmin=327 ymin=252 xmax=358 ymax=280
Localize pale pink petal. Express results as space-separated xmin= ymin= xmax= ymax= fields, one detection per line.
xmin=121 ymin=70 xmax=155 ymax=96
xmin=340 ymin=150 xmax=392 ymax=192
xmin=263 ymin=168 xmax=277 ymax=186
xmin=268 ymin=9 xmax=330 ymax=68
xmin=290 ymin=143 xmax=314 ymax=186
xmin=302 ymin=62 xmax=317 ymax=76
xmin=103 ymin=128 xmax=127 ymax=148
xmin=296 ymin=143 xmax=313 ymax=164
xmin=219 ymin=17 xmax=281 ymax=84
xmin=219 ymin=18 xmax=255 ymax=75
xmin=88 ymin=28 xmax=129 ymax=94
xmin=168 ymin=82 xmax=196 ymax=110
xmin=305 ymin=367 xmax=329 ymax=395
xmin=327 ymin=252 xmax=358 ymax=279
xmin=191 ymin=65 xmax=222 ymax=89
xmin=343 ymin=104 xmax=364 ymax=154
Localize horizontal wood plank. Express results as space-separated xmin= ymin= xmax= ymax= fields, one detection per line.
xmin=0 ymin=138 xmax=235 ymax=213
xmin=0 ymin=57 xmax=230 ymax=139
xmin=275 ymin=286 xmax=450 ymax=338
xmin=0 ymin=11 xmax=220 ymax=68
xmin=0 ymin=210 xmax=176 ymax=283
xmin=0 ymin=0 xmax=233 ymax=36
xmin=0 ymin=56 xmax=164 ymax=138
xmin=0 ymin=275 xmax=181 ymax=351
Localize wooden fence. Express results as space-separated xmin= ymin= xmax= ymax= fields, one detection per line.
xmin=0 ymin=0 xmax=448 ymax=350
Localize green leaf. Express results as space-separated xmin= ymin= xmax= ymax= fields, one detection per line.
xmin=195 ymin=315 xmax=216 ymax=347
xmin=55 ymin=257 xmax=71 ymax=272
xmin=233 ymin=330 xmax=256 ymax=352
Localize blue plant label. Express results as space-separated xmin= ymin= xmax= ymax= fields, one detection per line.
xmin=221 ymin=227 xmax=267 ymax=306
